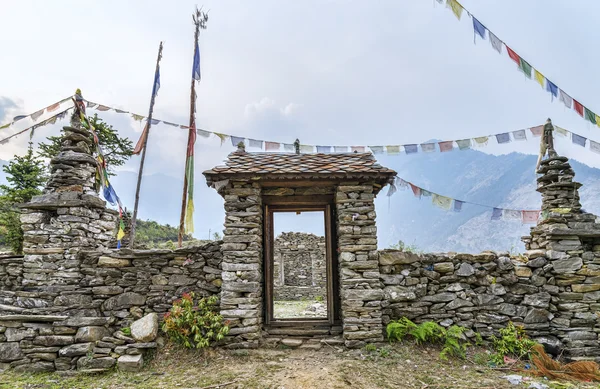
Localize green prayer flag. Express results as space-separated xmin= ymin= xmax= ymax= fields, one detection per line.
xmin=585 ymin=108 xmax=597 ymax=125
xmin=519 ymin=59 xmax=532 ymax=79
xmin=0 ymin=123 xmax=10 ymax=129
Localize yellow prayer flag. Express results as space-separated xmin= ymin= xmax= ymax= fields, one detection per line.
xmin=534 ymin=70 xmax=545 ymax=88
xmin=386 ymin=145 xmax=400 ymax=155
xmin=116 ymin=227 xmax=125 ymax=241
xmin=596 ymin=115 xmax=600 ymax=128
xmin=185 ymin=198 xmax=195 ymax=234
xmin=214 ymin=132 xmax=229 ymax=146
xmin=447 ymin=0 xmax=463 ymax=20
xmin=555 ymin=126 xmax=568 ymax=137
xmin=473 ymin=136 xmax=489 ymax=146
xmin=432 ymin=194 xmax=453 ymax=210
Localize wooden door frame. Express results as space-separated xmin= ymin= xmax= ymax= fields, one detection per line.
xmin=264 ymin=199 xmax=338 ymax=326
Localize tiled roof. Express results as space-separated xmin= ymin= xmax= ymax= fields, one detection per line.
xmin=203 ymin=151 xmax=396 ymax=178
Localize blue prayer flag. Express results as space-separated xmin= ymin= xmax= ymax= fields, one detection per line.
xmin=546 ymin=80 xmax=558 ymax=99
xmin=454 ymin=200 xmax=464 ymax=212
xmin=150 ymin=119 xmax=160 ymax=125
xmin=404 ymin=144 xmax=418 ymax=154
xmin=192 ymin=42 xmax=201 ymax=81
xmin=491 ymin=208 xmax=503 ymax=220
xmin=495 ymin=133 xmax=511 ymax=144
xmin=472 ymin=17 xmax=486 ymax=41
xmin=317 ymin=146 xmax=331 ymax=153
xmin=369 ymin=146 xmax=384 ymax=154
xmin=231 ymin=136 xmax=245 ymax=147
xmin=152 ymin=68 xmax=160 ymax=98
xmin=13 ymin=115 xmax=26 ymax=122
xmin=572 ymin=133 xmax=587 ymax=147
xmin=103 ymin=184 xmax=118 ymax=206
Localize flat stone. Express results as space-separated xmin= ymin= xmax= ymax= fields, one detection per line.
xmin=131 ymin=313 xmax=158 ymax=343
xmin=553 ymin=257 xmax=583 ymax=274
xmin=383 ymin=286 xmax=416 ymax=302
xmin=515 ymin=267 xmax=532 ymax=277
xmin=456 ymin=263 xmax=475 ymax=277
xmin=118 ymin=354 xmax=143 ymax=372
xmin=433 ymin=262 xmax=454 ymax=273
xmin=92 ymin=286 xmax=124 ymax=295
xmin=572 ymin=284 xmax=600 ymax=293
xmin=59 ymin=342 xmax=93 ymax=357
xmin=13 ymin=361 xmax=54 ymax=373
xmin=98 ymin=256 xmax=130 ymax=267
xmin=524 ymin=308 xmax=552 ymax=324
xmin=102 ymin=292 xmax=146 ymax=310
xmin=523 ymin=293 xmax=551 ymax=308
xmin=378 ymin=251 xmax=420 ymax=265
xmin=75 ymin=326 xmax=110 ymax=343
xmin=281 ymin=338 xmax=303 ymax=348
xmin=33 ymin=336 xmax=74 ymax=346
xmin=422 ymin=293 xmax=456 ymax=303
xmin=0 ymin=342 xmax=24 ymax=362
xmin=77 ymin=356 xmax=116 ymax=370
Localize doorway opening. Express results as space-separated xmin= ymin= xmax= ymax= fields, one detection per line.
xmin=264 ymin=204 xmax=337 ymax=325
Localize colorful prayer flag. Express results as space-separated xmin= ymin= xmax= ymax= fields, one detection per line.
xmin=590 ymin=140 xmax=600 ymax=154
xmin=115 ymin=109 xmax=128 ymax=114
xmin=472 ymin=17 xmax=486 ymax=41
xmin=495 ymin=133 xmax=510 ymax=144
xmin=334 ymin=146 xmax=348 ymax=152
xmin=152 ymin=67 xmax=161 ymax=99
xmin=506 ymin=46 xmax=520 ymax=65
xmin=316 ymin=146 xmax=331 ymax=153
xmin=386 ymin=145 xmax=400 ymax=155
xmin=456 ymin=139 xmax=471 ymax=150
xmin=504 ymin=210 xmax=521 ymax=220
xmin=30 ymin=110 xmax=44 ymax=121
xmin=0 ymin=123 xmax=10 ymax=130
xmin=300 ymin=145 xmax=313 ymax=153
xmin=351 ymin=146 xmax=365 ymax=153
xmin=214 ymin=132 xmax=229 ymax=146
xmin=402 ymin=144 xmax=417 ymax=154
xmin=555 ymin=126 xmax=568 ymax=137
xmin=369 ymin=146 xmax=384 ymax=154
xmin=585 ymin=108 xmax=597 ymax=124
xmin=559 ymin=90 xmax=572 ymax=109
xmin=231 ymin=136 xmax=245 ymax=147
xmin=197 ymin=129 xmax=211 ymax=138
xmin=421 ymin=190 xmax=432 ymax=197
xmin=512 ymin=129 xmax=527 ymax=141
xmin=132 ymin=123 xmax=149 ymax=155
xmin=432 ymin=193 xmax=453 ymax=210
xmin=97 ymin=105 xmax=110 ymax=111
xmin=192 ymin=42 xmax=201 ymax=81
xmin=446 ymin=0 xmax=463 ymax=20
xmin=522 ymin=210 xmax=540 ymax=224
xmin=284 ymin=143 xmax=295 ymax=152
xmin=546 ymin=80 xmax=558 ymax=99
xmin=489 ymin=31 xmax=502 ymax=54
xmin=572 ymin=133 xmax=587 ymax=147
xmin=530 ymin=125 xmax=543 ymax=137
xmin=13 ymin=115 xmax=26 ymax=122
xmin=574 ymin=100 xmax=584 ymax=117
xmin=163 ymin=121 xmax=178 ymax=127
xmin=534 ymin=70 xmax=545 ymax=88
xmin=439 ymin=141 xmax=453 ymax=152
xmin=249 ymin=139 xmax=263 ymax=149
xmin=518 ymin=59 xmax=532 ymax=78
xmin=491 ymin=208 xmax=503 ymax=220
xmin=453 ymin=200 xmax=464 ymax=212
xmin=150 ymin=119 xmax=160 ymax=125
xmin=410 ymin=183 xmax=421 ymax=198
xmin=421 ymin=143 xmax=436 ymax=152
xmin=473 ymin=136 xmax=488 ymax=146
xmin=47 ymin=102 xmax=60 ymax=112
xmin=131 ymin=114 xmax=144 ymax=121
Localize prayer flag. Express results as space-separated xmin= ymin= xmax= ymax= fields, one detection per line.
xmin=249 ymin=139 xmax=263 ymax=149
xmin=404 ymin=144 xmax=418 ymax=154
xmin=132 ymin=114 xmax=144 ymax=121
xmin=46 ymin=116 xmax=57 ymax=125
xmin=534 ymin=70 xmax=545 ymax=88
xmin=572 ymin=133 xmax=586 ymax=147
xmin=473 ymin=136 xmax=489 ymax=146
xmin=491 ymin=208 xmax=503 ymax=220
xmin=284 ymin=143 xmax=295 ymax=152
xmin=115 ymin=109 xmax=128 ymax=114
xmin=495 ymin=133 xmax=510 ymax=144
xmin=506 ymin=46 xmax=520 ymax=65
xmin=47 ymin=102 xmax=60 ymax=112
xmin=530 ymin=125 xmax=543 ymax=137
xmin=596 ymin=115 xmax=600 ymax=127
xmin=559 ymin=90 xmax=572 ymax=109
xmin=432 ymin=194 xmax=453 ymax=210
xmin=334 ymin=146 xmax=348 ymax=152
xmin=30 ymin=110 xmax=44 ymax=121
xmin=116 ymin=220 xmax=125 ymax=241
xmin=555 ymin=126 xmax=568 ymax=137
xmin=489 ymin=31 xmax=502 ymax=54
xmin=180 ymin=125 xmax=190 ymax=129
xmin=410 ymin=183 xmax=421 ymax=198
xmin=522 ymin=210 xmax=540 ymax=224
xmin=504 ymin=210 xmax=521 ymax=220
xmin=150 ymin=119 xmax=160 ymax=125
xmin=214 ymin=132 xmax=229 ymax=146
xmin=472 ymin=17 xmax=486 ymax=41
xmin=369 ymin=146 xmax=384 ymax=154
xmin=300 ymin=145 xmax=313 ymax=153
xmin=13 ymin=115 xmax=26 ymax=122
xmin=453 ymin=200 xmax=464 ymax=212
xmin=585 ymin=108 xmax=597 ymax=125
xmin=546 ymin=80 xmax=558 ymax=99
xmin=316 ymin=146 xmax=331 ymax=153
xmin=512 ymin=129 xmax=527 ymax=141
xmin=386 ymin=180 xmax=397 ymax=197
xmin=397 ymin=179 xmax=410 ymax=190
xmin=456 ymin=139 xmax=471 ymax=150
xmin=351 ymin=146 xmax=365 ymax=153
xmin=132 ymin=123 xmax=149 ymax=155
xmin=574 ymin=100 xmax=584 ymax=117
xmin=264 ymin=141 xmax=280 ymax=151
xmin=590 ymin=140 xmax=600 ymax=154
xmin=421 ymin=190 xmax=432 ymax=197
xmin=231 ymin=136 xmax=245 ymax=147
xmin=421 ymin=143 xmax=436 ymax=152
xmin=518 ymin=59 xmax=532 ymax=78
xmin=97 ymin=105 xmax=110 ymax=111
xmin=192 ymin=42 xmax=201 ymax=81
xmin=386 ymin=145 xmax=400 ymax=155
xmin=0 ymin=123 xmax=10 ymax=129
xmin=197 ymin=129 xmax=211 ymax=138
xmin=439 ymin=141 xmax=453 ymax=152
xmin=447 ymin=0 xmax=463 ymax=20
xmin=163 ymin=121 xmax=178 ymax=127
xmin=152 ymin=67 xmax=161 ymax=98
xmin=86 ymin=102 xmax=97 ymax=109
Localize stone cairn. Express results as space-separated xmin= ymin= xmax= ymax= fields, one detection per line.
xmin=17 ymin=101 xmax=118 ymax=315
xmin=522 ymin=154 xmax=600 ymax=361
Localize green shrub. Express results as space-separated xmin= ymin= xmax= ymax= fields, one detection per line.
xmin=489 ymin=321 xmax=536 ymax=365
xmin=386 ymin=317 xmax=418 ymax=342
xmin=121 ymin=327 xmax=131 ymax=336
xmin=440 ymin=325 xmax=468 ymax=360
xmin=162 ymin=292 xmax=230 ymax=349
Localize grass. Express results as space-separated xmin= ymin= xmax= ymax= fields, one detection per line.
xmin=0 ymin=342 xmax=597 ymax=389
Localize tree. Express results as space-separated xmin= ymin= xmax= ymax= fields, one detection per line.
xmin=0 ymin=143 xmax=47 ymax=253
xmin=38 ymin=114 xmax=133 ymax=176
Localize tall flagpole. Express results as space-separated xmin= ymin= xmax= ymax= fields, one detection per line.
xmin=178 ymin=8 xmax=208 ymax=247
xmin=129 ymin=42 xmax=164 ymax=248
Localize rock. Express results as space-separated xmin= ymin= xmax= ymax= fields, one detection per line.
xmin=5 ymin=328 xmax=36 ymax=342
xmin=496 ymin=257 xmax=514 ymax=271
xmin=490 ymin=284 xmax=506 ymax=296
xmin=102 ymin=292 xmax=146 ymax=310
xmin=523 ymin=293 xmax=551 ymax=308
xmin=422 ymin=293 xmax=456 ymax=303
xmin=553 ymin=257 xmax=583 ymax=274
xmin=13 ymin=362 xmax=54 ymax=373
xmin=281 ymin=338 xmax=303 ymax=348
xmin=440 ymin=319 xmax=453 ymax=327
xmin=456 ymin=263 xmax=475 ymax=277
xmin=445 ymin=298 xmax=473 ymax=310
xmin=75 ymin=326 xmax=110 ymax=342
xmin=59 ymin=342 xmax=93 ymax=357
xmin=379 ymin=251 xmax=420 ymax=265
xmin=131 ymin=313 xmax=158 ymax=342
xmin=92 ymin=286 xmax=124 ymax=295
xmin=383 ymin=286 xmax=416 ymax=302
xmin=572 ymin=284 xmax=600 ymax=293
xmin=77 ymin=356 xmax=116 ymax=370
xmin=33 ymin=336 xmax=74 ymax=346
xmin=524 ymin=308 xmax=552 ymax=324
xmin=98 ymin=256 xmax=130 ymax=267
xmin=534 ymin=336 xmax=563 ymax=356
xmin=118 ymin=354 xmax=144 ymax=372
xmin=433 ymin=262 xmax=454 ymax=273
xmin=515 ymin=267 xmax=532 ymax=277
xmin=0 ymin=342 xmax=23 ymax=362
xmin=527 ymin=257 xmax=547 ymax=268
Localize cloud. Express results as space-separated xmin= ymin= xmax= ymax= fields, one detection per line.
xmin=0 ymin=97 xmax=18 ymax=123
xmin=244 ymin=98 xmax=301 ymax=120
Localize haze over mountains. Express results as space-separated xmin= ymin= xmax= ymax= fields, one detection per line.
xmin=2 ymin=148 xmax=599 ymax=253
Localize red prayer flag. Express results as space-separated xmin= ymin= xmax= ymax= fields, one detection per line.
xmin=409 ymin=183 xmax=421 ymax=198
xmin=265 ymin=142 xmax=280 ymax=151
xmin=46 ymin=102 xmax=60 ymax=112
xmin=439 ymin=141 xmax=454 ymax=152
xmin=506 ymin=46 xmax=520 ymax=64
xmin=530 ymin=125 xmax=543 ymax=137
xmin=574 ymin=100 xmax=584 ymax=117
xmin=132 ymin=123 xmax=149 ymax=155
xmin=522 ymin=210 xmax=540 ymax=224
xmin=351 ymin=146 xmax=365 ymax=153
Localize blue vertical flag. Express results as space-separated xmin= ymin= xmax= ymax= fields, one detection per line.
xmin=472 ymin=17 xmax=486 ymax=42
xmin=453 ymin=200 xmax=464 ymax=212
xmin=572 ymin=133 xmax=587 ymax=147
xmin=546 ymin=80 xmax=558 ymax=100
xmin=152 ymin=68 xmax=160 ymax=98
xmin=491 ymin=208 xmax=503 ymax=220
xmin=192 ymin=42 xmax=201 ymax=81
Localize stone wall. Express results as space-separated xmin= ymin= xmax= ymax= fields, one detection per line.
xmin=0 ymin=254 xmax=23 ymax=293
xmin=273 ymin=232 xmax=326 ymax=301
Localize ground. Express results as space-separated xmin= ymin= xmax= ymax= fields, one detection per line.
xmin=0 ymin=342 xmax=594 ymax=389
xmin=273 ymin=300 xmax=327 ymax=318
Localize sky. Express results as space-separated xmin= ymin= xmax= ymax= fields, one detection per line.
xmin=1 ymin=0 xmax=600 ymax=241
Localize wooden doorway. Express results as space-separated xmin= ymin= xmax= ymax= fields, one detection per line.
xmin=264 ymin=200 xmax=339 ymax=326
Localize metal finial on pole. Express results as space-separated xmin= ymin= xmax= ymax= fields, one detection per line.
xmin=294 ymin=139 xmax=300 ymax=154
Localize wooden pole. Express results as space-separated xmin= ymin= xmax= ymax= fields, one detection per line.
xmin=178 ymin=7 xmax=208 ymax=247
xmin=129 ymin=42 xmax=164 ymax=248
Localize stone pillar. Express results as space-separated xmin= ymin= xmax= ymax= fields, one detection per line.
xmin=18 ymin=111 xmax=118 ymax=315
xmin=219 ymin=181 xmax=263 ymax=348
xmin=335 ymin=182 xmax=383 ymax=348
xmin=523 ymin=155 xmax=600 ymax=361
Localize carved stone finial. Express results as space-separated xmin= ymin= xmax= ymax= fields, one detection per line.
xmin=236 ymin=141 xmax=246 ymax=153
xmin=294 ymin=139 xmax=300 ymax=154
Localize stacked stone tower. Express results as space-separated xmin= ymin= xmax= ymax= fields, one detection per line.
xmin=17 ymin=99 xmax=118 ymax=315
xmin=523 ymin=154 xmax=600 ymax=361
